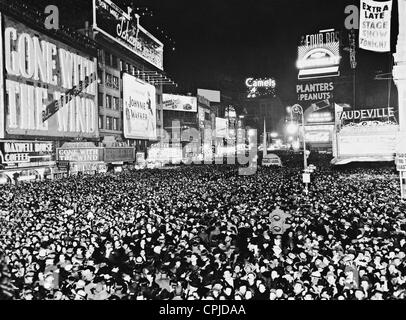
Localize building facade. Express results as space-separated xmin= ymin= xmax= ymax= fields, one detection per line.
xmin=0 ymin=1 xmax=99 ymax=183
xmin=0 ymin=0 xmax=172 ymax=183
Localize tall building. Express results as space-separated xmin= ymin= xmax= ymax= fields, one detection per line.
xmin=0 ymin=0 xmax=176 ymax=183
xmin=0 ymin=0 xmax=99 ymax=182
xmin=87 ymin=0 xmax=175 ymax=155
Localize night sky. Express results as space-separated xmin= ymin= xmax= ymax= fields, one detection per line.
xmin=28 ymin=0 xmax=400 ymax=106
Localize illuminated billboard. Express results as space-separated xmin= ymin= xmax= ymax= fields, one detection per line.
xmin=2 ymin=16 xmax=98 ymax=139
xmin=333 ymin=122 xmax=399 ymax=164
xmin=123 ymin=73 xmax=157 ymax=140
xmin=304 ymin=125 xmax=334 ymax=143
xmin=216 ymin=117 xmax=228 ymax=138
xmin=306 ymin=110 xmax=334 ymax=124
xmin=0 ymin=141 xmax=54 ymax=169
xmin=297 ymin=81 xmax=334 ymax=102
xmin=297 ymin=30 xmax=341 ymax=80
xmin=197 ymin=89 xmax=221 ymax=103
xmin=162 ymin=94 xmax=197 ymax=112
xmin=338 ymin=107 xmax=396 ymax=123
xmin=245 ymin=77 xmax=276 ymax=98
xmin=93 ymin=0 xmax=164 ymax=70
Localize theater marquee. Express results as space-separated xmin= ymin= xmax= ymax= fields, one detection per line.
xmin=1 ymin=16 xmax=98 ymax=139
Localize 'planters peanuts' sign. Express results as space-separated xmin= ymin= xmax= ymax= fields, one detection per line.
xmin=2 ymin=16 xmax=98 ymax=139
xmin=93 ymin=0 xmax=163 ymax=70
xmin=297 ymin=82 xmax=334 ymax=102
xmin=297 ymin=30 xmax=341 ymax=80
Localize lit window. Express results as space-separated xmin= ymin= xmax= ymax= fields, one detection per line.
xmin=113 ymin=118 xmax=118 ymax=131
xmin=98 ymin=116 xmax=103 ymax=129
xmin=106 ymin=95 xmax=112 ymax=109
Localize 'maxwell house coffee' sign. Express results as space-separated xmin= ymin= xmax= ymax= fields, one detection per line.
xmin=93 ymin=0 xmax=164 ymax=70
xmin=2 ymin=16 xmax=98 ymax=139
xmin=0 ymin=141 xmax=54 ymax=169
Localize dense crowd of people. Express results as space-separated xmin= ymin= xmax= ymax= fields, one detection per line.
xmin=1 ymin=155 xmax=406 ymax=300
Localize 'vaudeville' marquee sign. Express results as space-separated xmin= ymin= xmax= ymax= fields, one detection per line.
xmin=93 ymin=0 xmax=164 ymax=70
xmin=339 ymin=107 xmax=396 ymax=121
xmin=2 ymin=16 xmax=98 ymax=138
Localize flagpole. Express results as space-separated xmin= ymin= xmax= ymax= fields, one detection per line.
xmin=263 ymin=118 xmax=267 ymax=157
xmin=388 ymin=53 xmax=393 ymax=122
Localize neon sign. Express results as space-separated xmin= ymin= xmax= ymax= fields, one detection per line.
xmin=245 ymin=77 xmax=276 ymax=98
xmin=2 ymin=17 xmax=98 ymax=138
xmin=297 ymin=29 xmax=341 ymax=80
xmin=93 ymin=0 xmax=164 ymax=70
xmin=245 ymin=78 xmax=276 ymax=88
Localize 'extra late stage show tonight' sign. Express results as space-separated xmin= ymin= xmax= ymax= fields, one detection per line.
xmin=359 ymin=0 xmax=393 ymax=52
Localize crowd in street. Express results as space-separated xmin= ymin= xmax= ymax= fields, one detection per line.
xmin=1 ymin=155 xmax=406 ymax=300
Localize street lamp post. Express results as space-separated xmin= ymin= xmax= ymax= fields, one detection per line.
xmin=291 ymin=104 xmax=308 ymax=193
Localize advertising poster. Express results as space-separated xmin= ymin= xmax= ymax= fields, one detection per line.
xmin=0 ymin=141 xmax=54 ymax=169
xmin=216 ymin=117 xmax=229 ymax=138
xmin=306 ymin=110 xmax=334 ymax=124
xmin=304 ymin=125 xmax=334 ymax=144
xmin=297 ymin=29 xmax=341 ymax=80
xmin=162 ymin=94 xmax=197 ymax=112
xmin=359 ymin=0 xmax=393 ymax=52
xmin=123 ymin=73 xmax=157 ymax=140
xmin=297 ymin=81 xmax=334 ymax=103
xmin=93 ymin=0 xmax=163 ymax=70
xmin=198 ymin=108 xmax=205 ymax=128
xmin=57 ymin=148 xmax=104 ymax=162
xmin=2 ymin=16 xmax=98 ymax=139
xmin=104 ymin=147 xmax=135 ymax=162
xmin=197 ymin=89 xmax=221 ymax=103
